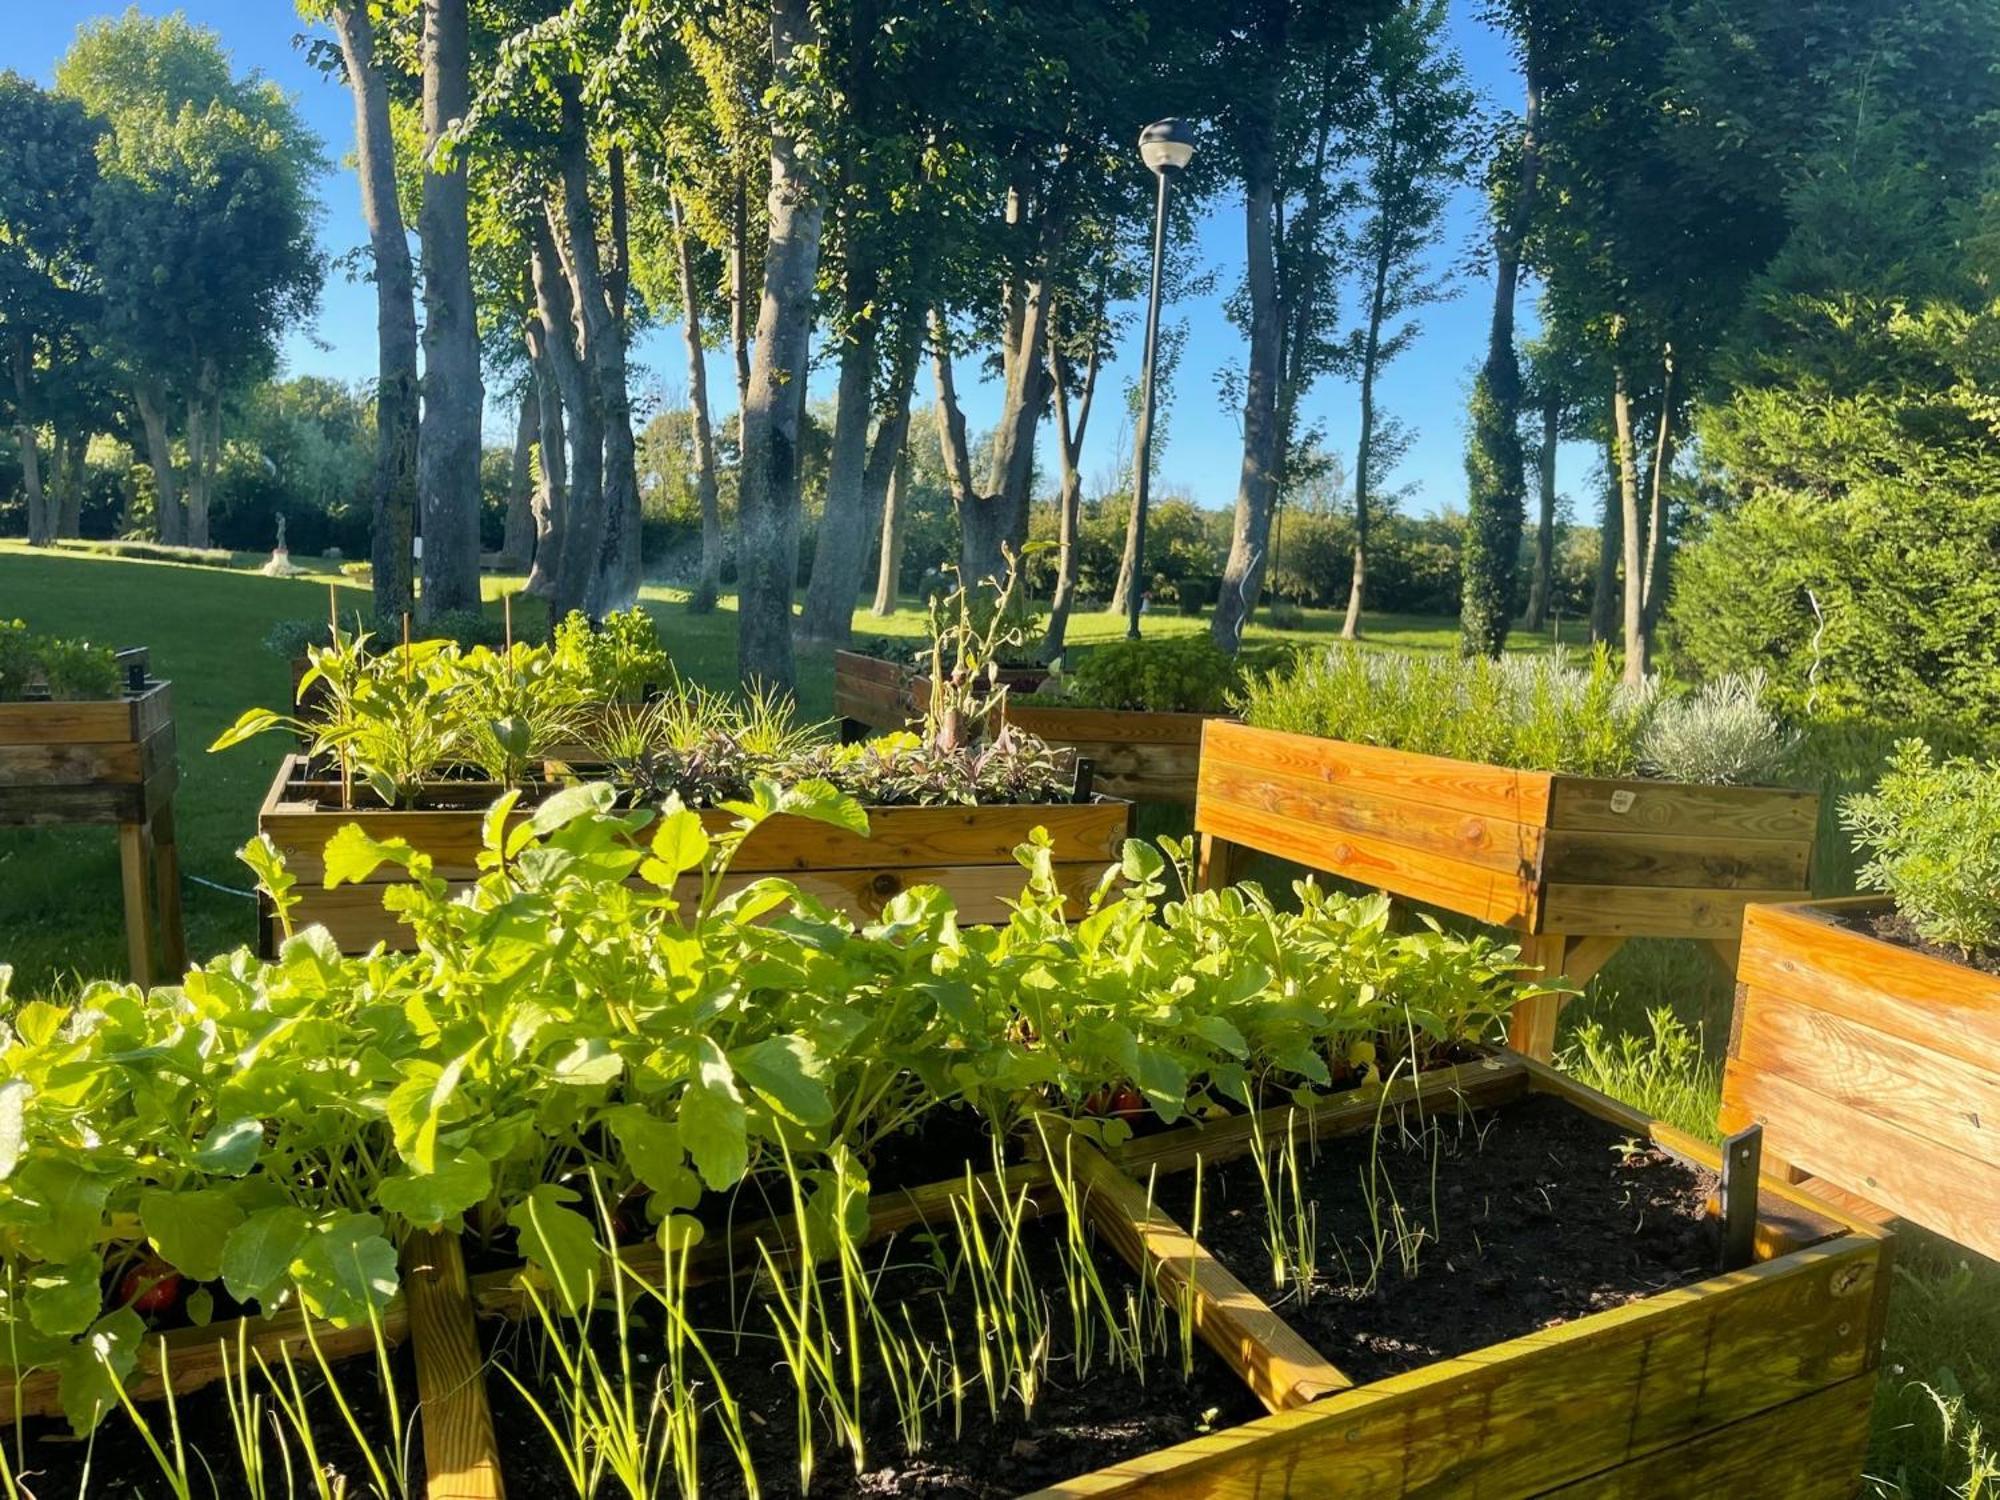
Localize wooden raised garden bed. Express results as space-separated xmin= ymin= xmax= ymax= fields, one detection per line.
xmin=1722 ymin=896 xmax=2000 ymax=1263
xmin=3 ymin=1051 xmax=1888 ymax=1498
xmin=0 ymin=646 xmax=184 ymax=984
xmin=1194 ymin=720 xmax=1821 ymax=1059
xmin=833 ymin=647 xmax=1049 ymax=735
xmin=256 ymin=752 xmax=1130 ymax=954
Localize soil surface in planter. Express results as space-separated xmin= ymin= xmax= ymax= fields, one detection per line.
xmin=1152 ymin=1093 xmax=1720 ymax=1384
xmin=484 ymin=1216 xmax=1262 ymax=1497
xmin=11 ymin=1341 xmax=422 ymax=1497
xmin=1836 ymin=905 xmax=2000 ymax=977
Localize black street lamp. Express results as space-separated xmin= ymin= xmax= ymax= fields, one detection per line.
xmin=1127 ymin=117 xmax=1195 ymax=641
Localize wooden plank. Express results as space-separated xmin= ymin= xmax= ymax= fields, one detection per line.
xmin=152 ymin=798 xmax=186 ymax=976
xmin=1532 ymin=1376 xmax=1877 ymax=1499
xmin=1538 ymin=883 xmax=1806 ymax=939
xmin=118 ymin=819 xmax=156 ymax=987
xmin=0 ymin=782 xmax=146 ymax=825
xmin=1194 ymin=797 xmax=1539 ymax=929
xmin=0 ymin=697 xmax=138 ymax=746
xmin=1199 ymin=720 xmax=1554 ymax=825
xmin=0 ymin=739 xmax=144 ymax=785
xmin=1071 ymin=1138 xmax=1354 ymax=1412
xmin=1542 ymin=828 xmax=1810 ymax=890
xmin=1031 ymin=739 xmax=1203 ymax=804
xmin=1003 ymin=706 xmax=1218 ymax=746
xmin=1548 ymin=776 xmax=1820 ymax=840
xmin=0 ymin=1301 xmax=411 ymax=1426
xmin=1737 ymin=900 xmax=2000 ymax=1076
xmin=1505 ymin=933 xmax=1570 ymax=1059
xmin=403 ymin=1230 xmax=505 ymax=1500
xmin=1114 ymin=1055 xmax=1530 ymax=1177
xmin=1721 ymin=1060 xmax=2000 ymax=1263
xmin=1024 ymin=1233 xmax=1882 ymax=1499
xmin=1734 ymin=988 xmax=2000 ymax=1170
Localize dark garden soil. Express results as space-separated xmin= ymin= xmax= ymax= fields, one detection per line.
xmin=1838 ymin=905 xmax=2000 ymax=977
xmin=9 ymin=1340 xmax=422 ymax=1499
xmin=483 ymin=1219 xmax=1264 ymax=1498
xmin=1151 ymin=1092 xmax=1721 ymax=1384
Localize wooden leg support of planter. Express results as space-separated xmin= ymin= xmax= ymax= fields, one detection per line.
xmin=403 ymin=1231 xmax=506 ymax=1500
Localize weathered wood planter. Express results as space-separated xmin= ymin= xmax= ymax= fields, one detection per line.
xmin=1194 ymin=720 xmax=1821 ymax=1058
xmin=998 ymin=704 xmax=1228 ymax=806
xmin=0 ymin=647 xmax=184 ymax=983
xmin=256 ymin=752 xmax=1130 ymax=954
xmin=833 ymin=648 xmax=1049 ymax=735
xmin=1723 ymin=897 xmax=2000 ymax=1263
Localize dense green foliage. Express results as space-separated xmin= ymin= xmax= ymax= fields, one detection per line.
xmin=1242 ymin=645 xmax=1789 ymax=784
xmin=0 ymin=619 xmax=119 ymax=702
xmin=1844 ymin=741 xmax=2000 ymax=957
xmin=1034 ymin=636 xmax=1274 ymax=715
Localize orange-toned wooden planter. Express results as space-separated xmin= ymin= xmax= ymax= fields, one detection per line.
xmin=1000 ymin=703 xmax=1227 ymax=805
xmin=0 ymin=647 xmax=184 ymax=983
xmin=1193 ymin=721 xmax=1820 ymax=1059
xmin=1722 ymin=897 xmax=2000 ymax=1263
xmin=256 ymin=753 xmax=1129 ymax=954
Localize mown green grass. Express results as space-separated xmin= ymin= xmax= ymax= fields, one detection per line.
xmin=0 ymin=542 xmax=1992 ymax=1493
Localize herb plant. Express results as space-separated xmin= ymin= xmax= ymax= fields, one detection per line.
xmin=1031 ymin=636 xmax=1285 ymax=715
xmin=1843 ymin=739 xmax=2000 ymax=957
xmin=0 ymin=620 xmax=121 ymax=702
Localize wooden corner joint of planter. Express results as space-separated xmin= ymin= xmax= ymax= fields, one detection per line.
xmin=1066 ymin=1137 xmax=1354 ymax=1413
xmin=401 ymin=1229 xmax=507 ymax=1500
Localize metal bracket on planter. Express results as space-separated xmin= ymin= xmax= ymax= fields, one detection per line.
xmin=1072 ymin=757 xmax=1097 ymax=804
xmin=1719 ymin=1122 xmax=1763 ymax=1272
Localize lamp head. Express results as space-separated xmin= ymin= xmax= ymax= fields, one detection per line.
xmin=1138 ymin=118 xmax=1195 ymax=175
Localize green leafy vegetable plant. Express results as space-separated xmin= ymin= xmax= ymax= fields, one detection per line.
xmin=1843 ymin=739 xmax=2000 ymax=957
xmin=0 ymin=620 xmax=121 ymax=703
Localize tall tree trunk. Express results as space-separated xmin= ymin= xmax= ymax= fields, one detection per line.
xmin=522 ymin=317 xmax=567 ymax=597
xmin=798 ymin=268 xmax=881 ymax=642
xmin=1343 ymin=227 xmax=1395 ymax=641
xmin=1640 ymin=346 xmax=1676 ymax=642
xmin=591 ymin=135 xmax=642 ymax=613
xmin=730 ymin=169 xmax=751 ymax=416
xmin=55 ymin=432 xmax=85 ymax=538
xmin=499 ymin=387 xmax=536 ymax=567
xmin=182 ymin=361 xmax=220 ymax=550
xmin=1212 ymin=63 xmax=1284 ymax=655
xmin=929 ymin=310 xmax=997 ymax=587
xmin=735 ymin=0 xmax=824 ymax=692
xmin=416 ymin=0 xmax=485 ymax=618
xmin=531 ymin=208 xmax=601 ymax=617
xmin=1459 ymin=61 xmax=1542 ymax=656
xmin=1043 ymin=322 xmax=1100 ymax=659
xmin=1612 ymin=359 xmax=1647 ymax=684
xmin=871 ymin=449 xmax=908 ymax=616
xmin=135 ymin=379 xmax=182 ymax=545
xmin=976 ymin=271 xmax=1050 ymax=588
xmin=1588 ymin=431 xmax=1620 ymax=644
xmin=11 ymin=334 xmax=47 ymax=546
xmin=858 ymin=352 xmax=914 ymax=621
xmin=1525 ymin=387 xmax=1560 ymax=631
xmin=330 ymin=2 xmax=417 ymax=620
xmin=671 ymin=193 xmax=724 ymax=610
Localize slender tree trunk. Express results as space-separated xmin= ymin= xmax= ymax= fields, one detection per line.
xmin=1212 ymin=65 xmax=1284 ymax=654
xmin=183 ymin=391 xmax=208 ymax=550
xmin=1043 ymin=324 xmax=1099 ymax=659
xmin=929 ymin=310 xmax=997 ymax=586
xmin=1640 ymin=345 xmax=1676 ymax=643
xmin=671 ymin=193 xmax=724 ymax=609
xmin=55 ymin=432 xmax=85 ymax=538
xmin=1459 ymin=62 xmax=1542 ymax=656
xmin=416 ymin=0 xmax=485 ymax=618
xmin=871 ymin=450 xmax=908 ymax=616
xmin=730 ymin=169 xmax=751 ymax=416
xmin=798 ymin=269 xmax=881 ymax=642
xmin=1525 ymin=387 xmax=1560 ymax=631
xmin=855 ymin=328 xmax=916 ymax=622
xmin=735 ymin=0 xmax=824 ymax=692
xmin=974 ymin=188 xmax=1052 ymax=591
xmin=135 ymin=380 xmax=182 ymax=545
xmin=589 ymin=133 xmax=642 ymax=613
xmin=531 ymin=208 xmax=601 ymax=617
xmin=1343 ymin=229 xmax=1395 ymax=641
xmin=330 ymin=2 xmax=417 ymax=620
xmin=522 ymin=319 xmax=567 ymax=598
xmin=1589 ymin=432 xmax=1620 ymax=644
xmin=11 ymin=334 xmax=47 ymax=546
xmin=1612 ymin=359 xmax=1647 ymax=684
xmin=499 ymin=388 xmax=536 ymax=567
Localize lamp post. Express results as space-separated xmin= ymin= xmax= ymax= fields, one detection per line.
xmin=1127 ymin=117 xmax=1195 ymax=641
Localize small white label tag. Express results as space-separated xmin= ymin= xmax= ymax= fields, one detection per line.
xmin=1609 ymin=790 xmax=1636 ymax=814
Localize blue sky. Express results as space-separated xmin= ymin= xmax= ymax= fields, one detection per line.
xmin=5 ymin=1 xmax=1559 ymax=520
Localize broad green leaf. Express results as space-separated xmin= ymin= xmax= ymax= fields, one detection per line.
xmin=551 ymin=1038 xmax=623 ymax=1087
xmin=480 ymin=789 xmax=522 ymax=856
xmin=292 ymin=1214 xmax=399 ymax=1325
xmin=140 ymin=1187 xmax=245 ymax=1284
xmin=322 ymin=823 xmax=409 ymax=888
xmin=0 ymin=1079 xmax=27 ymax=1181
xmin=386 ymin=1054 xmax=467 ymax=1174
xmin=643 ymin=807 xmax=711 ymax=887
xmin=221 ymin=1205 xmax=312 ymax=1305
xmin=192 ymin=1117 xmax=264 ymax=1176
xmin=529 ymin=782 xmax=617 ymax=835
xmin=208 ymin=707 xmax=283 ymax=752
xmin=12 ymin=1001 xmax=66 ymax=1049
xmin=376 ymin=1148 xmax=492 ymax=1229
xmin=12 ymin=1159 xmax=110 ymax=1263
xmin=58 ymin=1307 xmax=144 ymax=1435
xmin=678 ymin=1045 xmax=747 ymax=1190
xmin=731 ymin=1035 xmax=832 ymax=1126
xmin=26 ymin=1256 xmax=105 ymax=1338
xmin=508 ymin=1185 xmax=599 ymax=1317
xmin=604 ymin=1109 xmax=701 ymax=1209
xmin=767 ymin=778 xmax=870 ymax=837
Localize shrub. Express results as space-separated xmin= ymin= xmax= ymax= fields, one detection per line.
xmin=1262 ymin=601 xmax=1306 ymax=631
xmin=0 ymin=620 xmax=122 ymax=702
xmin=1842 ymin=739 xmax=2000 ymax=956
xmin=1036 ymin=636 xmax=1254 ymax=714
xmin=51 ymin=537 xmax=238 ymax=569
xmin=1637 ymin=671 xmax=1795 ymax=786
xmin=264 ymin=608 xmax=512 ymax=660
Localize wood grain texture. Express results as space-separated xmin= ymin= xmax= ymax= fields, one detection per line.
xmin=1003 ymin=705 xmax=1217 ymax=746
xmin=1200 ymin=721 xmax=1554 ymax=824
xmin=1071 ymin=1138 xmax=1354 ymax=1411
xmin=1538 ymin=882 xmax=1805 ymax=939
xmin=1549 ymin=776 xmax=1820 ymax=839
xmin=403 ymin=1230 xmax=505 ymax=1500
xmin=1542 ymin=827 xmax=1810 ymax=890
xmin=1024 ymin=1234 xmax=1882 ymax=1499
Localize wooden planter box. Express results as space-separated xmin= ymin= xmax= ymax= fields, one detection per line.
xmin=1001 ymin=704 xmax=1228 ymax=805
xmin=833 ymin=648 xmax=1050 ymax=735
xmin=0 ymin=648 xmax=184 ymax=983
xmin=1195 ymin=721 xmax=1821 ymax=1057
xmin=256 ymin=753 xmax=1129 ymax=954
xmin=1723 ymin=897 xmax=2000 ymax=1264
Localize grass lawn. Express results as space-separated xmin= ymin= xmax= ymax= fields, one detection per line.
xmin=0 ymin=541 xmax=1992 ymax=1494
